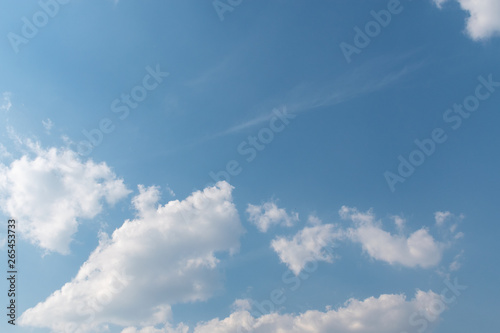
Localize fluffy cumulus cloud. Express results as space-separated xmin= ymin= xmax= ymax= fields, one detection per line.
xmin=246 ymin=201 xmax=298 ymax=232
xmin=271 ymin=221 xmax=343 ymax=275
xmin=187 ymin=290 xmax=444 ymax=333
xmin=340 ymin=206 xmax=444 ymax=268
xmin=19 ymin=181 xmax=244 ymax=333
xmin=434 ymin=0 xmax=500 ymax=40
xmin=0 ymin=145 xmax=130 ymax=254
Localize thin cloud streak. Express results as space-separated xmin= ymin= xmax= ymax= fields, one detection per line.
xmin=159 ymin=56 xmax=425 ymax=157
xmin=213 ymin=60 xmax=424 ymax=138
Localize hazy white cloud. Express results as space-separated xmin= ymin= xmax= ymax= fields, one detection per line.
xmin=190 ymin=290 xmax=444 ymax=333
xmin=449 ymin=251 xmax=464 ymax=272
xmin=121 ymin=324 xmax=188 ymax=333
xmin=434 ymin=0 xmax=448 ymax=7
xmin=1 ymin=92 xmax=12 ymax=111
xmin=165 ymin=184 xmax=176 ymax=197
xmin=0 ymin=144 xmax=130 ymax=254
xmin=393 ymin=215 xmax=406 ymax=232
xmin=0 ymin=235 xmax=6 ymax=249
xmin=435 ymin=211 xmax=452 ymax=226
xmin=247 ymin=201 xmax=298 ymax=232
xmin=340 ymin=206 xmax=444 ymax=268
xmin=0 ymin=143 xmax=12 ymax=159
xmin=435 ymin=211 xmax=464 ymax=241
xmin=307 ymin=215 xmax=322 ymax=226
xmin=434 ymin=0 xmax=500 ymax=40
xmin=42 ymin=118 xmax=54 ymax=134
xmin=271 ymin=221 xmax=343 ymax=275
xmin=19 ymin=181 xmax=244 ymax=333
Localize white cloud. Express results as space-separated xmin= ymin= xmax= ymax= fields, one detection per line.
xmin=0 ymin=144 xmax=130 ymax=254
xmin=340 ymin=206 xmax=444 ymax=268
xmin=1 ymin=92 xmax=12 ymax=111
xmin=0 ymin=143 xmax=12 ymax=159
xmin=449 ymin=251 xmax=463 ymax=272
xmin=232 ymin=298 xmax=252 ymax=312
xmin=165 ymin=184 xmax=176 ymax=197
xmin=307 ymin=215 xmax=322 ymax=226
xmin=121 ymin=324 xmax=189 ymax=333
xmin=0 ymin=235 xmax=6 ymax=249
xmin=42 ymin=118 xmax=54 ymax=134
xmin=271 ymin=222 xmax=342 ymax=275
xmin=190 ymin=290 xmax=444 ymax=333
xmin=434 ymin=211 xmax=465 ymax=241
xmin=246 ymin=201 xmax=298 ymax=232
xmin=19 ymin=181 xmax=244 ymax=333
xmin=393 ymin=215 xmax=406 ymax=232
xmin=435 ymin=211 xmax=452 ymax=226
xmin=434 ymin=0 xmax=500 ymax=40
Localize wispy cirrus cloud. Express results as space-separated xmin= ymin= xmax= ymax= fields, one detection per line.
xmin=1 ymin=92 xmax=12 ymax=111
xmin=42 ymin=118 xmax=54 ymax=134
xmin=212 ymin=58 xmax=424 ymax=138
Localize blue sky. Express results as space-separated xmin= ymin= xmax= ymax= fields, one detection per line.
xmin=0 ymin=0 xmax=499 ymax=332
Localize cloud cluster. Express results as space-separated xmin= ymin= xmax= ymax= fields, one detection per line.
xmin=434 ymin=0 xmax=500 ymax=40
xmin=141 ymin=290 xmax=441 ymax=333
xmin=19 ymin=181 xmax=244 ymax=332
xmin=10 ymin=147 xmax=462 ymax=333
xmin=270 ymin=207 xmax=458 ymax=274
xmin=0 ymin=145 xmax=130 ymax=254
xmin=246 ymin=201 xmax=298 ymax=232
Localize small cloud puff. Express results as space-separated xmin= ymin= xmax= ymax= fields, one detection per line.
xmin=271 ymin=217 xmax=343 ymax=275
xmin=247 ymin=201 xmax=298 ymax=232
xmin=341 ymin=206 xmax=444 ymax=268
